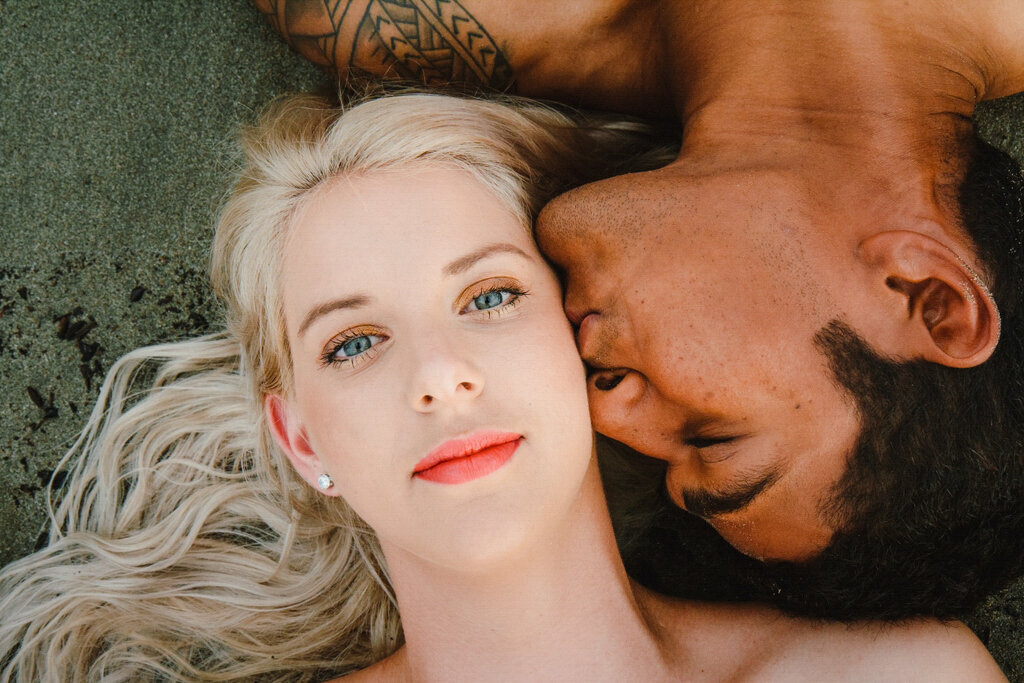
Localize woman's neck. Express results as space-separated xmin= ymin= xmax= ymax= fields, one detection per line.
xmin=377 ymin=459 xmax=672 ymax=681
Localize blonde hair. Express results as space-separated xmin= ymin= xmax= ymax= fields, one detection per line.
xmin=0 ymin=91 xmax=674 ymax=681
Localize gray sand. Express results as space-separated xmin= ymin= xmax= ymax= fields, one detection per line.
xmin=1 ymin=0 xmax=1022 ymax=677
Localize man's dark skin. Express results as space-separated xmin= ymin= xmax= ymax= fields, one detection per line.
xmin=254 ymin=0 xmax=1024 ymax=569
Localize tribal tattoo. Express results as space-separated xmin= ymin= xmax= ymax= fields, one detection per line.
xmin=255 ymin=0 xmax=515 ymax=90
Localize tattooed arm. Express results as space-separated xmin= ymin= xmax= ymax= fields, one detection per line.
xmin=252 ymin=0 xmax=675 ymax=117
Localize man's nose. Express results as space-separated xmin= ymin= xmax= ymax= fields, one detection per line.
xmin=408 ymin=336 xmax=484 ymax=413
xmin=588 ymin=374 xmax=678 ymax=460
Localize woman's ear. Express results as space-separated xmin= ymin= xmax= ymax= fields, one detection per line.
xmin=858 ymin=231 xmax=1000 ymax=368
xmin=264 ymin=394 xmax=341 ymax=496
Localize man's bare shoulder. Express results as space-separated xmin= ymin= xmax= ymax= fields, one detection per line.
xmin=252 ymin=0 xmax=673 ymax=115
xmin=761 ymin=616 xmax=1005 ymax=681
xmin=252 ymin=0 xmax=515 ymax=89
xmin=636 ymin=588 xmax=1004 ymax=681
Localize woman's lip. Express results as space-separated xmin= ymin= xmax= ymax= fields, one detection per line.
xmin=414 ymin=431 xmax=522 ymax=483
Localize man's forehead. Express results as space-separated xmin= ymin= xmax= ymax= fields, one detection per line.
xmin=540 ymin=170 xmax=696 ymax=238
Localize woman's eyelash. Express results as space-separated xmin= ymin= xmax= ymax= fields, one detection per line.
xmin=320 ymin=330 xmax=387 ymax=368
xmin=318 ymin=283 xmax=527 ymax=369
xmin=463 ymin=284 xmax=528 ymax=317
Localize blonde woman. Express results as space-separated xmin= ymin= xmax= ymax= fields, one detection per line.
xmin=0 ymin=92 xmax=1003 ymax=681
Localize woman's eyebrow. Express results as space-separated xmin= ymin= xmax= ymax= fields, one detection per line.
xmin=298 ymin=243 xmax=531 ymax=338
xmin=444 ymin=242 xmax=532 ymax=276
xmin=298 ymin=294 xmax=372 ymax=338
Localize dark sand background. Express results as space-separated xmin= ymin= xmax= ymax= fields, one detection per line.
xmin=1 ymin=0 xmax=1022 ymax=677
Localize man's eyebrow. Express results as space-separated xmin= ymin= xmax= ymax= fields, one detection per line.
xmin=297 ymin=294 xmax=372 ymax=338
xmin=679 ymin=464 xmax=784 ymax=519
xmin=444 ymin=242 xmax=532 ymax=276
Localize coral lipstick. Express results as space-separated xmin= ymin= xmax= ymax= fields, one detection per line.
xmin=414 ymin=431 xmax=521 ymax=484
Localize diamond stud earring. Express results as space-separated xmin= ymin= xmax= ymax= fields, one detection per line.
xmin=316 ymin=473 xmax=334 ymax=491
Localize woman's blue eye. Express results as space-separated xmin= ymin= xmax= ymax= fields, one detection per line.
xmin=338 ymin=334 xmax=379 ymax=358
xmin=469 ymin=289 xmax=512 ymax=311
xmin=321 ymin=331 xmax=387 ymax=368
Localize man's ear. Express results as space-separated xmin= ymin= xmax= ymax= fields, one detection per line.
xmin=858 ymin=231 xmax=1000 ymax=368
xmin=264 ymin=394 xmax=341 ymax=496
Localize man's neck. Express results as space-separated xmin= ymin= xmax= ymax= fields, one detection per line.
xmin=667 ymin=2 xmax=985 ymax=153
xmin=661 ymin=0 xmax=995 ymax=241
xmin=376 ymin=461 xmax=673 ymax=681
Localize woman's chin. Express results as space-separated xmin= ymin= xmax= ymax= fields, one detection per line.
xmin=380 ymin=486 xmax=584 ymax=577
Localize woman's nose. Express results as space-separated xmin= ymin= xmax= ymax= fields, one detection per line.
xmin=409 ymin=346 xmax=484 ymax=413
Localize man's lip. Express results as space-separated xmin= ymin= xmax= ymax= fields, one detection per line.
xmin=577 ymin=313 xmax=629 ymax=391
xmin=576 ymin=312 xmax=599 ymax=355
xmin=565 ymin=307 xmax=591 ymax=328
xmin=413 ymin=430 xmax=523 ymax=474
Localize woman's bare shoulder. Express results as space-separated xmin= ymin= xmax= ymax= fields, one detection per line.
xmin=325 ymin=648 xmax=408 ymax=683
